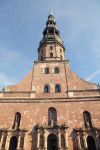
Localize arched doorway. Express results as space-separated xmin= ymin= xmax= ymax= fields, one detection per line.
xmin=9 ymin=136 xmax=18 ymax=150
xmin=47 ymin=134 xmax=58 ymax=150
xmin=87 ymin=136 xmax=97 ymax=150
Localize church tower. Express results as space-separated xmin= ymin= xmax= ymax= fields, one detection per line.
xmin=0 ymin=13 xmax=100 ymax=150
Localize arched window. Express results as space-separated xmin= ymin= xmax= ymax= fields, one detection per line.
xmin=44 ymin=85 xmax=50 ymax=93
xmin=55 ymin=84 xmax=61 ymax=93
xmin=50 ymin=53 xmax=53 ymax=58
xmin=12 ymin=112 xmax=21 ymax=129
xmin=48 ymin=107 xmax=57 ymax=126
xmin=83 ymin=111 xmax=92 ymax=128
xmin=45 ymin=67 xmax=50 ymax=74
xmin=54 ymin=67 xmax=59 ymax=74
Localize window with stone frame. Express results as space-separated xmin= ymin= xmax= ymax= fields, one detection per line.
xmin=48 ymin=107 xmax=57 ymax=126
xmin=55 ymin=84 xmax=61 ymax=93
xmin=12 ymin=112 xmax=21 ymax=129
xmin=50 ymin=52 xmax=53 ymax=58
xmin=45 ymin=67 xmax=50 ymax=74
xmin=83 ymin=111 xmax=92 ymax=129
xmin=54 ymin=67 xmax=60 ymax=74
xmin=44 ymin=85 xmax=50 ymax=93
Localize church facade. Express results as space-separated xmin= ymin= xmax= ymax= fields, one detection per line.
xmin=0 ymin=13 xmax=100 ymax=150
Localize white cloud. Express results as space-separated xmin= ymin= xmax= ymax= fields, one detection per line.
xmin=85 ymin=69 xmax=100 ymax=81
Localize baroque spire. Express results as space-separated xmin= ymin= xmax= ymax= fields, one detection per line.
xmin=38 ymin=12 xmax=65 ymax=50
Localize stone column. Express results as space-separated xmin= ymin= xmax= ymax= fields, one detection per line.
xmin=36 ymin=129 xmax=40 ymax=149
xmin=58 ymin=130 xmax=61 ymax=150
xmin=5 ymin=132 xmax=11 ymax=150
xmin=95 ymin=131 xmax=100 ymax=150
xmin=77 ymin=133 xmax=81 ymax=150
xmin=83 ymin=133 xmax=87 ymax=149
xmin=64 ymin=129 xmax=68 ymax=149
xmin=44 ymin=129 xmax=47 ymax=150
xmin=17 ymin=134 xmax=21 ymax=150
xmin=0 ymin=131 xmax=7 ymax=150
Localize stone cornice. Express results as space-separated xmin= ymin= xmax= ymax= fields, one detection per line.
xmin=0 ymin=96 xmax=100 ymax=103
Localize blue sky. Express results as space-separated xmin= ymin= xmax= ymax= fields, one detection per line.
xmin=0 ymin=0 xmax=100 ymax=89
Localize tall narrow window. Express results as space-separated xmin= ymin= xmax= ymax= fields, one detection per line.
xmin=48 ymin=107 xmax=57 ymax=126
xmin=12 ymin=112 xmax=21 ymax=129
xmin=54 ymin=67 xmax=59 ymax=74
xmin=83 ymin=111 xmax=92 ymax=128
xmin=45 ymin=67 xmax=50 ymax=74
xmin=50 ymin=53 xmax=53 ymax=58
xmin=55 ymin=84 xmax=61 ymax=93
xmin=44 ymin=85 xmax=50 ymax=93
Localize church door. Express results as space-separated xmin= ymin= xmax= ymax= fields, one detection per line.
xmin=9 ymin=136 xmax=18 ymax=150
xmin=87 ymin=136 xmax=97 ymax=150
xmin=47 ymin=134 xmax=58 ymax=150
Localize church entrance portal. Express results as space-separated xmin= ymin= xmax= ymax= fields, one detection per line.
xmin=9 ymin=136 xmax=18 ymax=150
xmin=87 ymin=136 xmax=97 ymax=150
xmin=47 ymin=134 xmax=58 ymax=150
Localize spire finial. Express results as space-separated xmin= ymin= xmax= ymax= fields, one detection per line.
xmin=49 ymin=10 xmax=53 ymax=16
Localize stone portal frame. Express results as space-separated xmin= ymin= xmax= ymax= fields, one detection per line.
xmin=0 ymin=128 xmax=27 ymax=150
xmin=34 ymin=124 xmax=68 ymax=150
xmin=72 ymin=127 xmax=100 ymax=150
